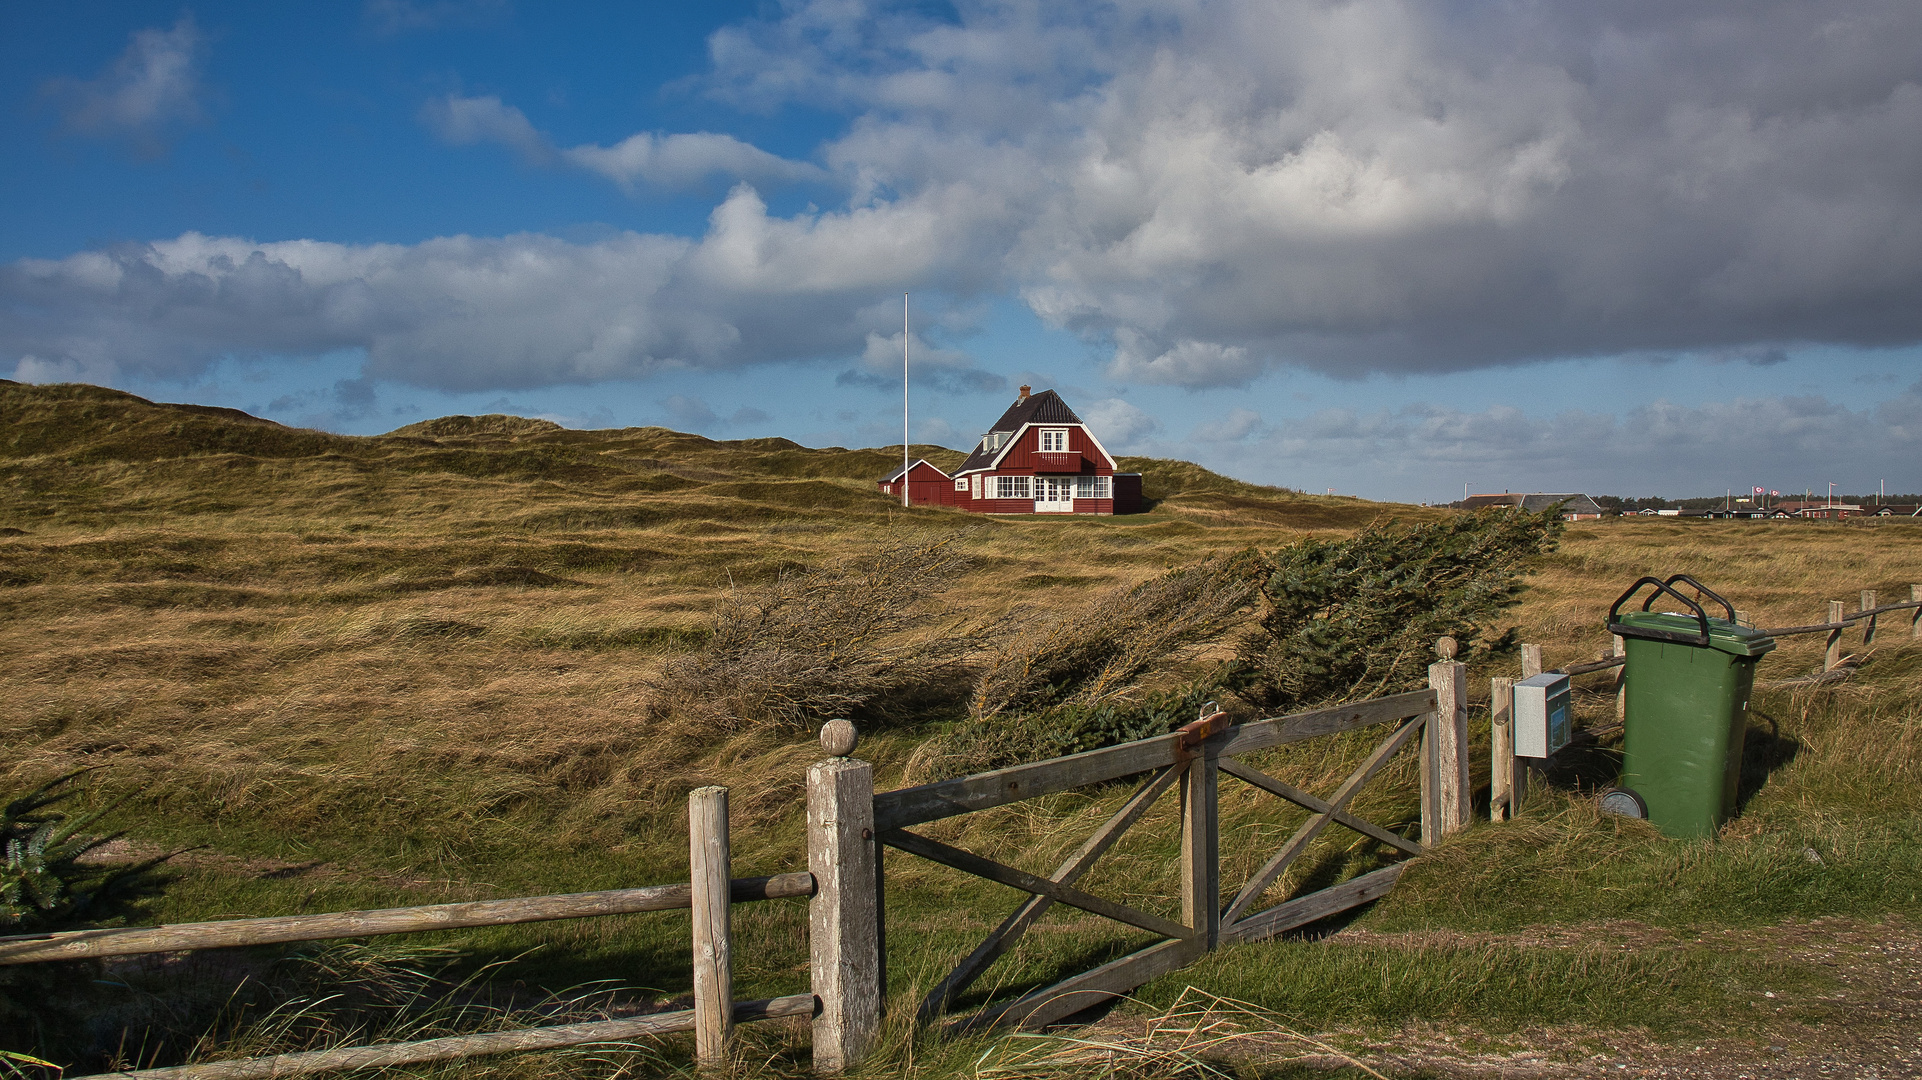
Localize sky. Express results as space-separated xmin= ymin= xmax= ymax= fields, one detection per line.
xmin=4 ymin=1 xmax=1920 ymax=505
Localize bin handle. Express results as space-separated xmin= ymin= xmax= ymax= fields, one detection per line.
xmin=1607 ymin=576 xmax=1711 ymax=646
xmin=1660 ymin=574 xmax=1736 ymax=623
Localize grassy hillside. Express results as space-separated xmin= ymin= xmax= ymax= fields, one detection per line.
xmin=4 ymin=379 xmax=1921 ymax=1077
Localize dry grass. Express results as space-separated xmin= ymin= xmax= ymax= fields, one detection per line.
xmin=7 ymin=380 xmax=1922 ymax=1076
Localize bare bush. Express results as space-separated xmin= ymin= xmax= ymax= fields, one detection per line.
xmin=646 ymin=531 xmax=975 ymax=732
xmin=969 ymin=554 xmax=1259 ymax=721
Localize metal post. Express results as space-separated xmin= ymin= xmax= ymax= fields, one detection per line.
xmin=809 ymin=739 xmax=878 ymax=1073
xmin=690 ymin=787 xmax=732 ymax=1069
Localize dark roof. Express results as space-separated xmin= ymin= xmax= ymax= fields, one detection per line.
xmin=953 ymin=389 xmax=1086 ymax=474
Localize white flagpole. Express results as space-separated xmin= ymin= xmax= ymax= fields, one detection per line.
xmin=902 ymin=293 xmax=910 ymax=508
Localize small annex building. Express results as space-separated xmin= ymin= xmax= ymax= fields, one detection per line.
xmin=878 ymin=386 xmax=1142 ymax=515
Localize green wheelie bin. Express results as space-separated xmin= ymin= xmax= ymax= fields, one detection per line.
xmin=1604 ymin=575 xmax=1775 ymax=839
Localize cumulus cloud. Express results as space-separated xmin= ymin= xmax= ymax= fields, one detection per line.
xmin=423 ymin=93 xmax=823 ymax=190
xmin=1191 ymin=407 xmax=1265 ymax=444
xmin=1081 ymin=398 xmax=1160 ymax=451
xmin=43 ymin=17 xmax=206 ymax=153
xmin=13 ymin=1 xmax=1922 ymax=397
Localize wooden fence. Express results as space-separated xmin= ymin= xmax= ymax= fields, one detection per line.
xmin=4 ymin=671 xmax=1476 ymax=1076
xmin=0 ymin=787 xmax=813 ymax=1079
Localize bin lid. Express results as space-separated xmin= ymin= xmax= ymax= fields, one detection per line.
xmin=1613 ymin=611 xmax=1775 ymax=656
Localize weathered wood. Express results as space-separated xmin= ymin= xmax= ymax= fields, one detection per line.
xmin=1221 ymin=715 xmax=1424 ymax=928
xmin=809 ymin=758 xmax=879 ymax=1074
xmin=1826 ymin=600 xmax=1845 ymax=670
xmin=68 ymin=996 xmax=816 ymax=1080
xmin=1521 ymin=644 xmax=1543 ymax=679
xmin=1559 ymin=656 xmax=1626 ymax=676
xmin=1219 ymin=864 xmax=1408 ymax=945
xmin=1914 ymin=585 xmax=1921 ymax=640
xmin=1862 ymin=590 xmax=1877 ymax=646
xmin=881 ymin=829 xmax=1193 ymax=942
xmin=916 ymin=765 xmax=1181 ymax=1023
xmin=1431 ymin=659 xmax=1470 ymax=836
xmin=1419 ymin=705 xmax=1440 ymax=848
xmin=0 ymin=875 xmax=815 ymax=966
xmin=689 ymin=787 xmax=732 ymax=1069
xmin=1181 ymin=744 xmax=1220 ymax=947
xmin=1218 ymin=690 xmax=1434 ymax=758
xmin=1489 ymin=677 xmax=1515 ymax=822
xmin=1217 ymin=758 xmax=1422 ymax=856
xmin=964 ymin=937 xmax=1200 ymax=1032
xmin=875 ymin=693 xmax=1431 ymax=832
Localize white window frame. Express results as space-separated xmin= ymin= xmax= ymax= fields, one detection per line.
xmin=954 ymin=478 xmax=968 ymax=491
xmin=1039 ymin=428 xmax=1068 ymax=452
xmin=993 ymin=475 xmax=1031 ymax=500
xmin=971 ymin=474 xmax=982 ymax=499
xmin=1074 ymin=475 xmax=1110 ymax=500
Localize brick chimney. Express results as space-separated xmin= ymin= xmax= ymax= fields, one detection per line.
xmin=1018 ymin=385 xmax=1031 ymax=403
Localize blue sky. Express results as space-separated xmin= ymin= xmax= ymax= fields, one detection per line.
xmin=5 ymin=1 xmax=1920 ymax=503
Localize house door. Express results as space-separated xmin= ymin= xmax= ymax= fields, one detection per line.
xmin=1035 ymin=476 xmax=1075 ymax=513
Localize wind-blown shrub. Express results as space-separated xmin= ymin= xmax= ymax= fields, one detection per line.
xmin=1234 ymin=509 xmax=1563 ymax=710
xmin=646 ymin=531 xmax=975 ymax=732
xmin=3 ymin=770 xmax=171 ymax=933
xmin=970 ymin=555 xmax=1260 ymax=721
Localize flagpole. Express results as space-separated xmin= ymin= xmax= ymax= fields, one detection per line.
xmin=902 ymin=293 xmax=910 ymax=509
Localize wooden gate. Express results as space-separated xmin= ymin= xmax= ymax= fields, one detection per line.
xmin=867 ymin=685 xmax=1449 ymax=1034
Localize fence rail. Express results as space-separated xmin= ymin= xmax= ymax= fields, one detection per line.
xmin=1 ymin=787 xmax=812 ymax=1078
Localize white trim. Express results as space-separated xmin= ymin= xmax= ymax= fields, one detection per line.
xmin=976 ymin=422 xmax=1117 ymax=473
xmin=1038 ymin=427 xmax=1068 ymax=452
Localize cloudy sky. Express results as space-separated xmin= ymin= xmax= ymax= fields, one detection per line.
xmin=5 ymin=1 xmax=1920 ymax=503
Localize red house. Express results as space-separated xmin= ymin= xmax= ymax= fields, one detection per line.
xmin=878 ymin=386 xmax=1143 ymax=515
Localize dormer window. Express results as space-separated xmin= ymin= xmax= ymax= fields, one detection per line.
xmin=1039 ymin=428 xmax=1068 ymax=452
xmin=983 ymin=431 xmax=1011 ymax=452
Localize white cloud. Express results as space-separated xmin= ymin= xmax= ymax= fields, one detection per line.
xmin=44 ymin=17 xmax=206 ymax=152
xmin=423 ymin=93 xmax=823 ymax=191
xmin=15 ymin=1 xmax=1922 ymax=401
xmin=1082 ymin=398 xmax=1160 ymax=451
xmin=1191 ymin=407 xmax=1265 ymax=444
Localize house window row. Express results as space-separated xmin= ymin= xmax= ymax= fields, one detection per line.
xmin=982 ymin=474 xmax=1110 ymax=500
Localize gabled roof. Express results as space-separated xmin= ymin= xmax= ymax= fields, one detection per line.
xmin=880 ymin=458 xmax=949 ymax=483
xmin=953 ymin=390 xmax=1091 ymax=474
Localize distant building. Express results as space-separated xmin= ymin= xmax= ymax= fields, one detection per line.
xmin=1451 ymin=492 xmax=1605 ymax=520
xmin=877 ymin=386 xmax=1142 ymax=515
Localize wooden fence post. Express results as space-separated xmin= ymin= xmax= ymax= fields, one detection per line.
xmin=1612 ymin=634 xmax=1627 ymax=723
xmin=1862 ymin=590 xmax=1877 ymax=646
xmin=690 ymin=786 xmax=732 ymax=1069
xmin=1913 ymin=585 xmax=1921 ymax=640
xmin=809 ymin=725 xmax=879 ymax=1074
xmin=1490 ymin=676 xmax=1515 ymax=821
xmin=1180 ymin=744 xmax=1220 ymax=950
xmin=1521 ymin=644 xmax=1543 ymax=679
xmin=1425 ymin=639 xmax=1469 ymax=838
xmin=1826 ymin=601 xmax=1845 ymax=670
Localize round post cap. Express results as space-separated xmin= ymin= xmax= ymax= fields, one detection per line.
xmin=820 ymin=718 xmax=858 ymax=758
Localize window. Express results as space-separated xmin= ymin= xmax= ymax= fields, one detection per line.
xmin=971 ymin=474 xmax=982 ymax=499
xmin=1039 ymin=428 xmax=1067 ymax=452
xmin=955 ymin=478 xmax=968 ymax=491
xmin=993 ymin=475 xmax=1031 ymax=499
xmin=1075 ymin=476 xmax=1111 ymax=499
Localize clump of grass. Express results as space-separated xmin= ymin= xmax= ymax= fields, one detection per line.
xmin=646 ymin=530 xmax=977 ymax=732
xmin=972 ymin=987 xmax=1386 ymax=1079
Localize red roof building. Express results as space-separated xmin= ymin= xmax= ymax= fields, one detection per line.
xmin=877 ymin=386 xmax=1143 ymax=515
